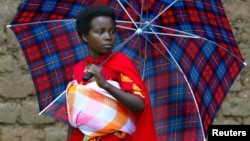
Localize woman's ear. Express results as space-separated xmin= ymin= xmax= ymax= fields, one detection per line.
xmin=82 ymin=34 xmax=87 ymax=43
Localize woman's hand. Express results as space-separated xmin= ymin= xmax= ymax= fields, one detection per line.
xmin=86 ymin=64 xmax=109 ymax=88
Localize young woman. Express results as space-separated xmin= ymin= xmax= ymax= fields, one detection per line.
xmin=67 ymin=5 xmax=157 ymax=141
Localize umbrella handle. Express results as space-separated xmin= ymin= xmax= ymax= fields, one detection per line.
xmin=82 ymin=73 xmax=93 ymax=82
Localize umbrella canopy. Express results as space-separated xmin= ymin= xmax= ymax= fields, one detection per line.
xmin=8 ymin=0 xmax=246 ymax=140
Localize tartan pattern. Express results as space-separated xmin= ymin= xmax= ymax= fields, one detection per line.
xmin=9 ymin=0 xmax=245 ymax=140
xmin=11 ymin=20 xmax=87 ymax=109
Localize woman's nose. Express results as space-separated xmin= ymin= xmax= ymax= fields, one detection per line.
xmin=104 ymin=32 xmax=111 ymax=39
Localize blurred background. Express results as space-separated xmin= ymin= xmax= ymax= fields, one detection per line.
xmin=0 ymin=0 xmax=249 ymax=140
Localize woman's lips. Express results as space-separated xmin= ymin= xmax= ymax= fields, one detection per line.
xmin=102 ymin=44 xmax=113 ymax=48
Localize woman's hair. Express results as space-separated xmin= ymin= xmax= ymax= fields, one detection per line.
xmin=76 ymin=5 xmax=116 ymax=37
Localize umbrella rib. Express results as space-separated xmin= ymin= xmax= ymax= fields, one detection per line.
xmin=150 ymin=24 xmax=200 ymax=38
xmin=116 ymin=20 xmax=142 ymax=25
xmin=117 ymin=0 xmax=140 ymax=29
xmin=116 ymin=25 xmax=136 ymax=31
xmin=39 ymin=90 xmax=66 ymax=115
xmin=116 ymin=20 xmax=143 ymax=31
xmin=140 ymin=0 xmax=145 ymax=28
xmin=143 ymin=31 xmax=200 ymax=38
xmin=7 ymin=19 xmax=74 ymax=27
xmin=148 ymin=26 xmax=206 ymax=140
xmin=201 ymin=38 xmax=247 ymax=65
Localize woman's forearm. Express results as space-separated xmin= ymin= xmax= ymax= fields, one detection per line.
xmin=103 ymin=82 xmax=144 ymax=112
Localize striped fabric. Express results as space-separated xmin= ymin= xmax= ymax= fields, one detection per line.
xmin=66 ymin=80 xmax=136 ymax=138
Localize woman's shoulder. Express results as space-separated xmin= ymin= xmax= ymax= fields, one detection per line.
xmin=111 ymin=52 xmax=132 ymax=62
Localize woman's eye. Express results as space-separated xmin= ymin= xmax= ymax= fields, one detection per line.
xmin=96 ymin=30 xmax=103 ymax=34
xmin=110 ymin=30 xmax=115 ymax=34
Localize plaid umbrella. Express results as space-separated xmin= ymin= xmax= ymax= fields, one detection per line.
xmin=8 ymin=0 xmax=246 ymax=140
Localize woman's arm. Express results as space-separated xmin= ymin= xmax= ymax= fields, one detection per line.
xmin=102 ymin=81 xmax=144 ymax=112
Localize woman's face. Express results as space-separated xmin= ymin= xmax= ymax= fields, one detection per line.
xmin=82 ymin=16 xmax=116 ymax=58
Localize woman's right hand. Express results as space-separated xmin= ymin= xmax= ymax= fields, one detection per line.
xmin=86 ymin=64 xmax=109 ymax=89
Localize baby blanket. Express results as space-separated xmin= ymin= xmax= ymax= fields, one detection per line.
xmin=66 ymin=80 xmax=136 ymax=138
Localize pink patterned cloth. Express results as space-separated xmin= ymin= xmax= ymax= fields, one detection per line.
xmin=66 ymin=80 xmax=136 ymax=139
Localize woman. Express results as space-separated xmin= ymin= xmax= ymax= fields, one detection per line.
xmin=67 ymin=5 xmax=157 ymax=141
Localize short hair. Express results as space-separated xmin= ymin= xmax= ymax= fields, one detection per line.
xmin=76 ymin=5 xmax=116 ymax=37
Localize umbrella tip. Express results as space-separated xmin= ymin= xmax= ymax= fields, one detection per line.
xmin=6 ymin=25 xmax=11 ymax=28
xmin=244 ymin=62 xmax=247 ymax=66
xmin=135 ymin=28 xmax=142 ymax=35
